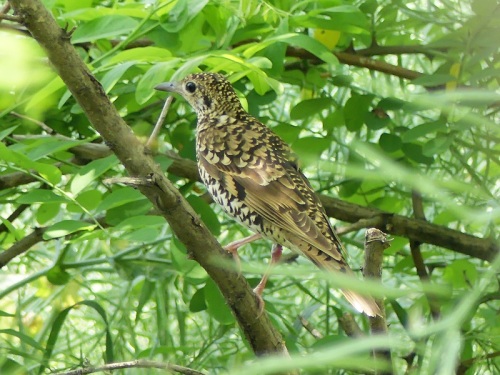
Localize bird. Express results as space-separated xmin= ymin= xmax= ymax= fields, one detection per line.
xmin=155 ymin=72 xmax=381 ymax=317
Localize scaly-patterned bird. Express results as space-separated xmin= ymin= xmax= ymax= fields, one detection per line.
xmin=155 ymin=73 xmax=381 ymax=317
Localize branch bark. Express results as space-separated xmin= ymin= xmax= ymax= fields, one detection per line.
xmin=286 ymin=47 xmax=423 ymax=81
xmin=9 ymin=0 xmax=290 ymax=360
xmin=410 ymin=190 xmax=441 ymax=320
xmin=55 ymin=359 xmax=205 ymax=375
xmin=364 ymin=228 xmax=391 ymax=374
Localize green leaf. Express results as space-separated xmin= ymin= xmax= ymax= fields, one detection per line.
xmin=105 ymin=199 xmax=152 ymax=225
xmin=71 ymin=15 xmax=139 ymax=43
xmin=423 ymin=136 xmax=453 ymax=156
xmin=25 ymin=76 xmax=65 ymax=113
xmin=0 ymin=143 xmax=61 ymax=184
xmin=204 ymin=279 xmax=235 ymax=325
xmin=38 ymin=300 xmax=113 ymax=374
xmin=365 ymin=110 xmax=390 ymax=130
xmin=36 ymin=203 xmax=61 ymax=225
xmin=186 ymin=195 xmax=221 ymax=235
xmin=377 ymin=97 xmax=408 ymax=110
xmin=0 ymin=358 xmax=27 ymax=375
xmin=160 ymin=0 xmax=209 ymax=33
xmin=100 ymin=61 xmax=135 ymax=93
xmin=379 ymin=133 xmax=402 ymax=153
xmin=290 ymin=98 xmax=335 ymax=120
xmin=106 ymin=47 xmax=172 ymax=65
xmin=272 ymin=122 xmax=301 ymax=145
xmin=330 ymin=74 xmax=353 ymax=87
xmin=443 ymin=259 xmax=478 ymax=288
xmin=43 ymin=220 xmax=97 ymax=240
xmin=244 ymin=33 xmax=338 ymax=65
xmin=17 ymin=189 xmax=68 ymax=204
xmin=401 ymin=120 xmax=447 ymax=142
xmin=189 ymin=287 xmax=207 ymax=312
xmin=0 ymin=125 xmax=17 ymax=141
xmin=411 ymin=74 xmax=456 ymax=87
xmin=135 ymin=278 xmax=155 ymax=324
xmin=121 ymin=227 xmax=161 ymax=242
xmin=0 ymin=329 xmax=44 ymax=351
xmin=171 ymin=239 xmax=199 ymax=274
xmin=46 ymin=265 xmax=71 ymax=286
xmin=292 ymin=136 xmax=331 ymax=165
xmin=115 ymin=215 xmax=165 ymax=230
xmin=136 ymin=59 xmax=180 ymax=104
xmin=402 ymin=143 xmax=434 ymax=165
xmin=97 ymin=187 xmax=145 ymax=212
xmin=23 ymin=137 xmax=82 ymax=161
xmin=291 ymin=10 xmax=370 ymax=35
xmin=343 ymin=94 xmax=374 ymax=131
xmin=73 ymin=189 xmax=103 ymax=212
xmin=338 ymin=178 xmax=362 ymax=198
xmin=70 ymin=154 xmax=118 ymax=195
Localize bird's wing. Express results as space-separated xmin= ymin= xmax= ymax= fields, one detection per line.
xmin=199 ymin=145 xmax=344 ymax=262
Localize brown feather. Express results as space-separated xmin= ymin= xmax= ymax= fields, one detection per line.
xmin=157 ymin=72 xmax=382 ymax=317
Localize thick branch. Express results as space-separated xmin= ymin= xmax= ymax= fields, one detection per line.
xmin=320 ymin=195 xmax=497 ymax=262
xmin=9 ymin=0 xmax=289 ymax=359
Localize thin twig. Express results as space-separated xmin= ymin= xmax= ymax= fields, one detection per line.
xmin=298 ymin=315 xmax=324 ymax=339
xmin=0 ymin=13 xmax=21 ymax=22
xmin=55 ymin=359 xmax=205 ymax=375
xmin=336 ymin=217 xmax=382 ymax=235
xmin=147 ymin=96 xmax=173 ymax=147
xmin=0 ymin=204 xmax=29 ymax=233
xmin=10 ymin=112 xmax=55 ymax=134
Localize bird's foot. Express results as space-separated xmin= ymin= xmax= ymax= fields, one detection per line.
xmin=253 ymin=283 xmax=267 ymax=318
xmin=251 ymin=244 xmax=283 ymax=318
xmin=224 ymin=233 xmax=262 ymax=253
xmin=224 ymin=233 xmax=262 ymax=275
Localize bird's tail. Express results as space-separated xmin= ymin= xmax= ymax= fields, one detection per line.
xmin=341 ymin=289 xmax=381 ymax=317
xmin=300 ymin=244 xmax=382 ymax=317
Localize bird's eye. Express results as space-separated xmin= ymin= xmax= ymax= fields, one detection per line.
xmin=185 ymin=82 xmax=197 ymax=93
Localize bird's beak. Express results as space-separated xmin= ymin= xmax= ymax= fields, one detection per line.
xmin=154 ymin=82 xmax=180 ymax=93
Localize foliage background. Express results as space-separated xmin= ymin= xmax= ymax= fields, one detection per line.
xmin=0 ymin=0 xmax=499 ymax=374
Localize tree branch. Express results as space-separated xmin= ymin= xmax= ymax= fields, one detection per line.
xmin=410 ymin=190 xmax=441 ymax=320
xmin=55 ymin=359 xmax=205 ymax=375
xmin=320 ymin=195 xmax=497 ymax=262
xmin=9 ymin=0 xmax=290 ymax=360
xmin=0 ymin=226 xmax=44 ymax=268
xmin=355 ymin=44 xmax=448 ymax=57
xmin=286 ymin=47 xmax=422 ymax=80
xmin=363 ymin=228 xmax=391 ymax=374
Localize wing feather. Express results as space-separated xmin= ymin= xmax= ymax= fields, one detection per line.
xmin=199 ymin=150 xmax=343 ymax=261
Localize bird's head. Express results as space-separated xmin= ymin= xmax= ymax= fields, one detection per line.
xmin=155 ymin=72 xmax=245 ymax=117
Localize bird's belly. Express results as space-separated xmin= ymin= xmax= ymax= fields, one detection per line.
xmin=197 ymin=164 xmax=301 ymax=252
xmin=198 ymin=166 xmax=265 ymax=234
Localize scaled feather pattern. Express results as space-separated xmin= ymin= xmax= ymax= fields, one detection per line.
xmin=155 ymin=73 xmax=381 ymax=317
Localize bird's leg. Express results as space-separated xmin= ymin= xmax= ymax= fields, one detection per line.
xmin=224 ymin=233 xmax=262 ymax=270
xmin=253 ymin=244 xmax=283 ymax=313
